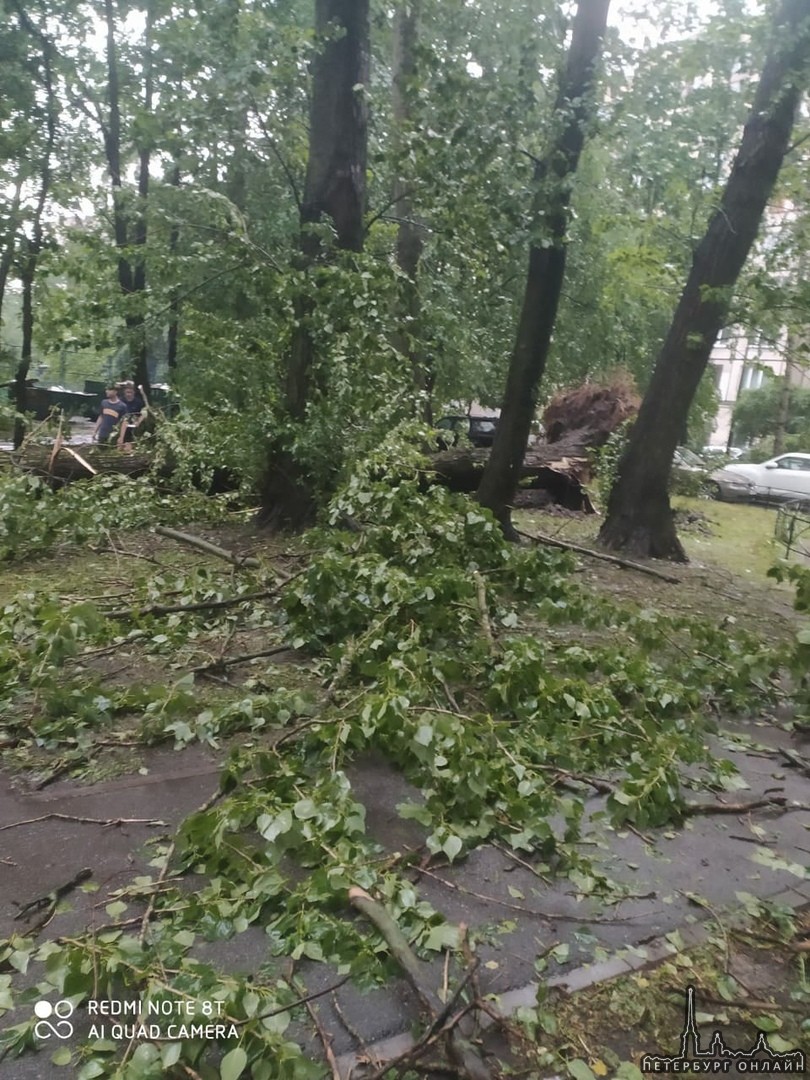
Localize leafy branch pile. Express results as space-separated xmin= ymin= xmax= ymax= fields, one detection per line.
xmin=0 ymin=439 xmax=797 ymax=1079
xmin=0 ymin=471 xmax=233 ymax=563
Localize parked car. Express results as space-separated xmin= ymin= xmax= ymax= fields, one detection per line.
xmin=673 ymin=446 xmax=706 ymax=472
xmin=709 ymin=452 xmax=810 ymax=502
xmin=436 ymin=415 xmax=499 ymax=448
xmin=670 ymin=446 xmax=713 ymax=496
xmin=702 ymin=445 xmax=744 ymax=460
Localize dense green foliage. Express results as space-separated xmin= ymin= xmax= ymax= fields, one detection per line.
xmin=2 ymin=0 xmax=810 ymax=1073
xmin=0 ymin=433 xmax=800 ymax=1076
xmin=2 ymin=0 xmax=806 ymax=496
xmin=732 ymin=378 xmax=810 ymax=448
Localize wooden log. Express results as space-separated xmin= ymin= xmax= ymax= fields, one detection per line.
xmin=11 ymin=443 xmax=153 ymax=483
xmin=428 ymin=440 xmax=594 ymax=510
xmin=348 ymin=887 xmax=492 ymax=1080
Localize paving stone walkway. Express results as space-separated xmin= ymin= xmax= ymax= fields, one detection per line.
xmin=1 ymin=717 xmax=807 ymax=1078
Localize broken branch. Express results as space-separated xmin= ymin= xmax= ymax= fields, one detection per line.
xmin=683 ymin=796 xmax=808 ymax=816
xmin=154 ymin=525 xmax=260 ymax=568
xmin=189 ymin=643 xmax=296 ymax=676
xmin=516 ymin=528 xmax=681 ymax=584
xmin=348 ymin=886 xmax=492 ymax=1080
xmin=0 ymin=813 xmax=166 ymax=833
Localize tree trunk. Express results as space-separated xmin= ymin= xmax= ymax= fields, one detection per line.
xmin=599 ymin=0 xmax=810 ymax=561
xmin=773 ymin=358 xmax=793 ymax=456
xmin=391 ymin=0 xmax=429 ymax=418
xmin=167 ymin=163 xmax=181 ymax=371
xmin=0 ymin=175 xmax=23 ymax=321
xmin=475 ymin=0 xmax=611 ymax=536
xmin=259 ymin=0 xmax=369 ymax=529
xmin=103 ymin=0 xmax=152 ymax=398
xmin=300 ymin=0 xmax=369 ymax=256
xmin=12 ymin=32 xmax=56 ymax=449
xmin=14 ymin=257 xmax=35 ymax=449
xmin=130 ymin=0 xmax=153 ymax=395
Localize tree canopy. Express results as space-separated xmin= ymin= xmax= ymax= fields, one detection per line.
xmin=0 ymin=0 xmax=808 ymax=529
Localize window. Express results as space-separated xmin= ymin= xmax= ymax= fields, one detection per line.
xmin=740 ymin=364 xmax=764 ymax=391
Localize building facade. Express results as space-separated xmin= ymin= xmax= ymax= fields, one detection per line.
xmin=708 ymin=329 xmax=799 ymax=448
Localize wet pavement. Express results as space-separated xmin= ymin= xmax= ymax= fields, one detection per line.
xmin=0 ymin=716 xmax=808 ymax=1077
xmin=0 ymin=418 xmax=96 ymax=453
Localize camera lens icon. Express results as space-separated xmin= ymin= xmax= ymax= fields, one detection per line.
xmin=34 ymin=1000 xmax=74 ymax=1039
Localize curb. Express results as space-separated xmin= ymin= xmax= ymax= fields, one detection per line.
xmin=334 ymin=883 xmax=810 ymax=1078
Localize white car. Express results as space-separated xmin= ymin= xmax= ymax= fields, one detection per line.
xmin=710 ymin=452 xmax=810 ymax=502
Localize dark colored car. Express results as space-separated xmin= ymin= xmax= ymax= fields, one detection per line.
xmin=436 ymin=415 xmax=499 ymax=449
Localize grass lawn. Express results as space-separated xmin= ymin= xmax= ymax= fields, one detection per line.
xmin=517 ymin=497 xmax=798 ymax=586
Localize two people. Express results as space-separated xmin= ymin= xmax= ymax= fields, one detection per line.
xmin=92 ymin=382 xmax=145 ymax=448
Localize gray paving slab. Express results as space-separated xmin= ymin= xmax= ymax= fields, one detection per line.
xmin=0 ymin=719 xmax=807 ymax=1078
xmin=1 ymin=745 xmax=221 ymax=941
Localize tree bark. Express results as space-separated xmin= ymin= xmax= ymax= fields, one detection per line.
xmin=391 ymin=1 xmax=429 ymax=418
xmin=299 ymin=0 xmax=369 ymax=257
xmin=475 ymin=0 xmax=611 ymax=536
xmin=166 ymin=163 xmax=181 ymax=371
xmin=131 ymin=0 xmax=153 ymax=395
xmin=103 ymin=0 xmax=152 ymax=398
xmin=599 ymin=0 xmax=810 ymax=561
xmin=0 ymin=175 xmax=23 ymax=322
xmin=12 ymin=28 xmax=56 ymax=449
xmin=259 ymin=0 xmax=369 ymax=529
xmin=773 ymin=358 xmax=793 ymax=456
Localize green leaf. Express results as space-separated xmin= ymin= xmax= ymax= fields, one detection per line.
xmin=241 ymin=991 xmax=260 ymax=1019
xmin=77 ymin=1064 xmax=106 ymax=1080
xmin=423 ymin=923 xmax=460 ymax=951
xmin=293 ymin=799 xmax=317 ymax=820
xmin=568 ymin=1059 xmax=596 ymax=1080
xmin=442 ymin=835 xmax=463 ymax=861
xmin=610 ymin=789 xmax=633 ymax=805
xmin=51 ymin=1047 xmax=72 ymax=1066
xmin=220 ymin=1045 xmax=248 ymax=1080
xmin=616 ymin=1064 xmax=644 ymax=1080
xmin=414 ymin=723 xmax=433 ymax=746
xmin=105 ymin=900 xmax=127 ymax=918
xmin=752 ymin=1015 xmax=781 ymax=1032
xmin=769 ymin=1035 xmax=799 ymax=1052
xmin=161 ymin=1043 xmax=183 ymax=1068
xmin=257 ymin=808 xmax=294 ymax=842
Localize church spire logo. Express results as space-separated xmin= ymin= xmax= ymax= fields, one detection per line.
xmin=641 ymin=985 xmax=806 ymax=1074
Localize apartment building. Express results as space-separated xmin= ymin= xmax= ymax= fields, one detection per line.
xmin=707 ymin=328 xmax=809 ymax=448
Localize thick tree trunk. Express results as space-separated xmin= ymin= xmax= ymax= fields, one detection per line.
xmin=260 ymin=0 xmax=369 ymax=529
xmin=391 ymin=1 xmax=429 ymax=418
xmin=167 ymin=164 xmax=181 ymax=371
xmin=773 ymin=360 xmax=793 ymax=456
xmin=0 ymin=176 xmax=23 ymax=320
xmin=476 ymin=0 xmax=610 ymax=536
xmin=599 ymin=0 xmax=810 ymax=561
xmin=431 ymin=443 xmax=594 ymax=510
xmin=13 ymin=259 xmax=35 ymax=449
xmin=12 ymin=33 xmax=56 ymax=449
xmin=104 ymin=0 xmax=151 ymax=398
xmin=299 ymin=0 xmax=369 ymax=256
xmin=130 ymin=0 xmax=153 ymax=395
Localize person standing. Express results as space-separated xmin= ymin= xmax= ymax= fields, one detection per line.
xmin=117 ymin=382 xmax=145 ymax=449
xmin=92 ymin=385 xmax=127 ymax=444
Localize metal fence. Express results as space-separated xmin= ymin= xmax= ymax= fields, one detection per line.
xmin=774 ymin=499 xmax=810 ymax=560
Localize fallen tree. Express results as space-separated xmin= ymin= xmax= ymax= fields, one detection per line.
xmin=9 ymin=442 xmax=153 ymax=483
xmin=430 ymin=379 xmax=638 ymax=511
xmin=430 ymin=443 xmax=595 ymax=510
